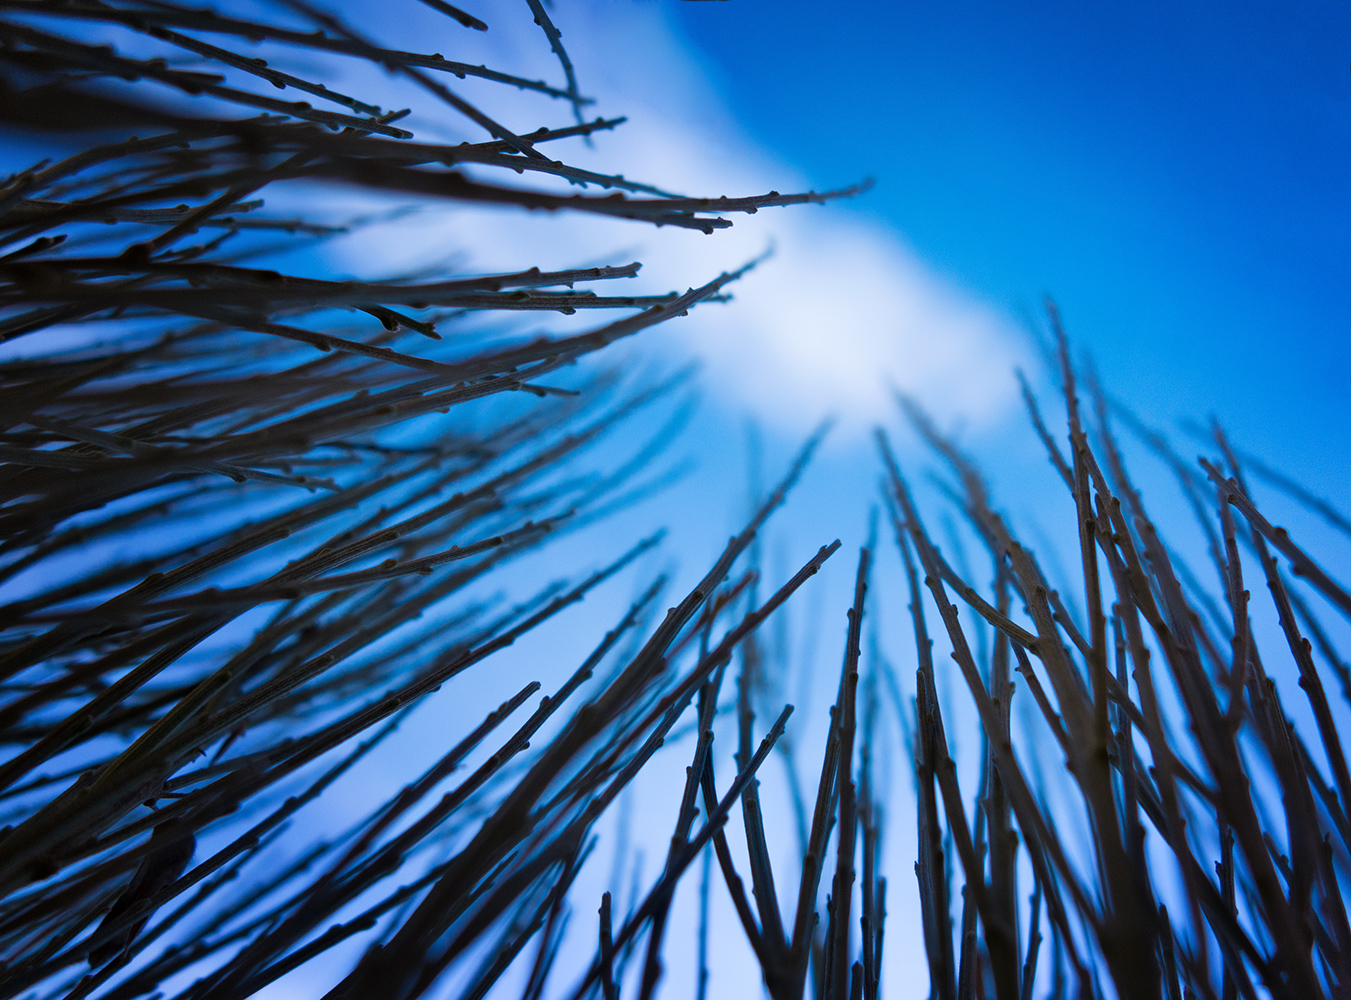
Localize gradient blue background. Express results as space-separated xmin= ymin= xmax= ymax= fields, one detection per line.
xmin=672 ymin=0 xmax=1349 ymax=491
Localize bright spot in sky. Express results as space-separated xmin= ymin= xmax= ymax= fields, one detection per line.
xmin=335 ymin=2 xmax=1028 ymax=436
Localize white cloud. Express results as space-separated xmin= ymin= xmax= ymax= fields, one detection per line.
xmin=327 ymin=1 xmax=1027 ymax=436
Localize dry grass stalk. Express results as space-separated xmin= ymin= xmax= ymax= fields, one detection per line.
xmin=878 ymin=311 xmax=1350 ymax=1000
xmin=0 ymin=4 xmax=861 ymax=998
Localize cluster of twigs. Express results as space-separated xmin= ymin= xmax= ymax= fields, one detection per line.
xmin=0 ymin=2 xmax=870 ymax=998
xmin=7 ymin=2 xmax=1347 ymax=1000
xmin=880 ymin=315 xmax=1351 ymax=1000
xmin=606 ymin=508 xmax=889 ymax=1000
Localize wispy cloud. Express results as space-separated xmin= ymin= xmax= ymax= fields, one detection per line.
xmin=332 ymin=1 xmax=1028 ymax=435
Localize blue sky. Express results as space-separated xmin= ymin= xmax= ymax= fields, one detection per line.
xmin=670 ymin=0 xmax=1350 ymax=484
